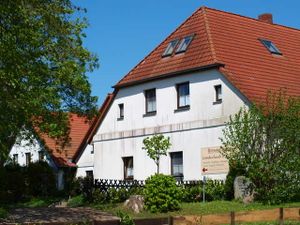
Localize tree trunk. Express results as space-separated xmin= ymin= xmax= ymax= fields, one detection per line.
xmin=156 ymin=159 xmax=160 ymax=174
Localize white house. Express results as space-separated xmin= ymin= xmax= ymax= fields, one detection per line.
xmin=84 ymin=7 xmax=300 ymax=181
xmin=10 ymin=113 xmax=93 ymax=189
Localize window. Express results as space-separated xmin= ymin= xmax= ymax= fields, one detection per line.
xmin=38 ymin=151 xmax=44 ymax=161
xmin=176 ymin=35 xmax=194 ymax=53
xmin=118 ymin=103 xmax=124 ymax=120
xmin=162 ymin=39 xmax=179 ymax=57
xmin=170 ymin=152 xmax=183 ymax=181
xmin=123 ymin=157 xmax=134 ymax=180
xmin=86 ymin=170 xmax=93 ymax=179
xmin=260 ymin=39 xmax=282 ymax=55
xmin=214 ymin=85 xmax=222 ymax=103
xmin=145 ymin=89 xmax=156 ymax=114
xmin=25 ymin=153 xmax=31 ymax=166
xmin=176 ymin=82 xmax=190 ymax=108
xmin=13 ymin=154 xmax=18 ymax=163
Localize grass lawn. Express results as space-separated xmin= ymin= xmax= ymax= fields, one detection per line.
xmin=92 ymin=201 xmax=300 ymax=219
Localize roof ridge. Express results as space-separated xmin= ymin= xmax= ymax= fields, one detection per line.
xmin=115 ymin=6 xmax=205 ymax=87
xmin=204 ymin=6 xmax=300 ymax=33
xmin=202 ymin=7 xmax=218 ymax=64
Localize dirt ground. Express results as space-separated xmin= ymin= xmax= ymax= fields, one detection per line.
xmin=2 ymin=207 xmax=119 ymax=223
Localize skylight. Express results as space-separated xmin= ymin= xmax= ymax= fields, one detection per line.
xmin=260 ymin=39 xmax=282 ymax=55
xmin=176 ymin=35 xmax=194 ymax=54
xmin=162 ymin=39 xmax=179 ymax=57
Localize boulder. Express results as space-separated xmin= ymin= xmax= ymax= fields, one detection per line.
xmin=234 ymin=176 xmax=254 ymax=203
xmin=123 ymin=195 xmax=144 ymax=213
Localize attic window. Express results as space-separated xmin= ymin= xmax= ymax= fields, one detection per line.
xmin=260 ymin=39 xmax=282 ymax=55
xmin=162 ymin=39 xmax=179 ymax=57
xmin=176 ymin=35 xmax=194 ymax=54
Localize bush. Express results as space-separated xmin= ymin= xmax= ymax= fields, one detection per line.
xmin=144 ymin=174 xmax=182 ymax=213
xmin=26 ymin=161 xmax=56 ymax=197
xmin=67 ymin=195 xmax=85 ymax=207
xmin=181 ymin=185 xmax=202 ymax=202
xmin=0 ymin=163 xmax=26 ymax=203
xmin=0 ymin=207 xmax=8 ymax=219
xmin=117 ymin=211 xmax=135 ymax=225
xmin=205 ymin=180 xmax=226 ymax=201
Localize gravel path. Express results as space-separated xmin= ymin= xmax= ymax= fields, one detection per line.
xmin=3 ymin=207 xmax=119 ymax=224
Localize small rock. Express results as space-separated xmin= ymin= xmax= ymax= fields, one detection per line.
xmin=123 ymin=195 xmax=144 ymax=213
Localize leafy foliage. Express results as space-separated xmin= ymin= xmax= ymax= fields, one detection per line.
xmin=221 ymin=92 xmax=300 ymax=204
xmin=26 ymin=161 xmax=56 ymax=197
xmin=142 ymin=134 xmax=171 ymax=173
xmin=0 ymin=0 xmax=98 ymax=163
xmin=144 ymin=174 xmax=182 ymax=213
xmin=116 ymin=211 xmax=135 ymax=225
xmin=0 ymin=161 xmax=57 ymax=203
xmin=67 ymin=195 xmax=85 ymax=207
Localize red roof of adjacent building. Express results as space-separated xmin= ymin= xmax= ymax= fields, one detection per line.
xmin=115 ymin=7 xmax=300 ymax=103
xmin=39 ymin=114 xmax=92 ymax=167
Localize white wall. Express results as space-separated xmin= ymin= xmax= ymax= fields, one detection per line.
xmin=92 ymin=69 xmax=249 ymax=180
xmin=76 ymin=144 xmax=94 ymax=177
xmin=10 ymin=138 xmax=54 ymax=167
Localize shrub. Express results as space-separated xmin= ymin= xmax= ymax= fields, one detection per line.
xmin=26 ymin=161 xmax=56 ymax=197
xmin=144 ymin=174 xmax=182 ymax=213
xmin=117 ymin=211 xmax=135 ymax=225
xmin=205 ymin=180 xmax=226 ymax=201
xmin=181 ymin=185 xmax=202 ymax=202
xmin=0 ymin=163 xmax=26 ymax=203
xmin=0 ymin=207 xmax=8 ymax=219
xmin=67 ymin=195 xmax=85 ymax=207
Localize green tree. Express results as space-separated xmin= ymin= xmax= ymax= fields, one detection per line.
xmin=0 ymin=0 xmax=98 ymax=164
xmin=220 ymin=92 xmax=300 ymax=204
xmin=142 ymin=134 xmax=171 ymax=174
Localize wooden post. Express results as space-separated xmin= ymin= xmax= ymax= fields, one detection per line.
xmin=231 ymin=211 xmax=235 ymax=225
xmin=168 ymin=216 xmax=173 ymax=225
xmin=279 ymin=207 xmax=284 ymax=225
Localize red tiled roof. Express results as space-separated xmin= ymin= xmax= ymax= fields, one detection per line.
xmin=115 ymin=7 xmax=300 ymax=103
xmin=73 ymin=93 xmax=115 ymax=162
xmin=39 ymin=113 xmax=92 ymax=167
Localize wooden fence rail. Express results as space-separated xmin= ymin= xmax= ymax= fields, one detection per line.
xmin=173 ymin=207 xmax=300 ymax=225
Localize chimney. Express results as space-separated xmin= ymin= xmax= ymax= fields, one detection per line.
xmin=258 ymin=13 xmax=273 ymax=24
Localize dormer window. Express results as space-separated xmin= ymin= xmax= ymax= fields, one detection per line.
xmin=162 ymin=39 xmax=179 ymax=57
xmin=260 ymin=39 xmax=282 ymax=55
xmin=176 ymin=35 xmax=194 ymax=54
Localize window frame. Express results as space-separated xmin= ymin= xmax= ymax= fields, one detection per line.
xmin=118 ymin=103 xmax=124 ymax=120
xmin=162 ymin=39 xmax=179 ymax=57
xmin=144 ymin=88 xmax=157 ymax=115
xmin=214 ymin=84 xmax=222 ymax=103
xmin=176 ymin=82 xmax=190 ymax=110
xmin=123 ymin=156 xmax=134 ymax=180
xmin=170 ymin=151 xmax=183 ymax=181
xmin=259 ymin=39 xmax=282 ymax=55
xmin=25 ymin=152 xmax=31 ymax=166
xmin=175 ymin=35 xmax=194 ymax=54
xmin=38 ymin=151 xmax=44 ymax=161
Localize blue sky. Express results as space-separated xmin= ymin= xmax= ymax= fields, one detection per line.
xmin=73 ymin=1 xmax=300 ymax=105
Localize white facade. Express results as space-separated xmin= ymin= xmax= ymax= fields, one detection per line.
xmin=76 ymin=144 xmax=94 ymax=177
xmin=10 ymin=138 xmax=65 ymax=190
xmin=92 ymin=69 xmax=249 ymax=181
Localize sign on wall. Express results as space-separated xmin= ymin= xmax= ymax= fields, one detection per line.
xmin=201 ymin=147 xmax=229 ymax=175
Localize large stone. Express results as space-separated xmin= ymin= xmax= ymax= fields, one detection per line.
xmin=123 ymin=195 xmax=144 ymax=213
xmin=234 ymin=176 xmax=254 ymax=203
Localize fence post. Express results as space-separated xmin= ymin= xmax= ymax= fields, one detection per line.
xmin=168 ymin=216 xmax=173 ymax=225
xmin=279 ymin=207 xmax=284 ymax=225
xmin=230 ymin=211 xmax=235 ymax=225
